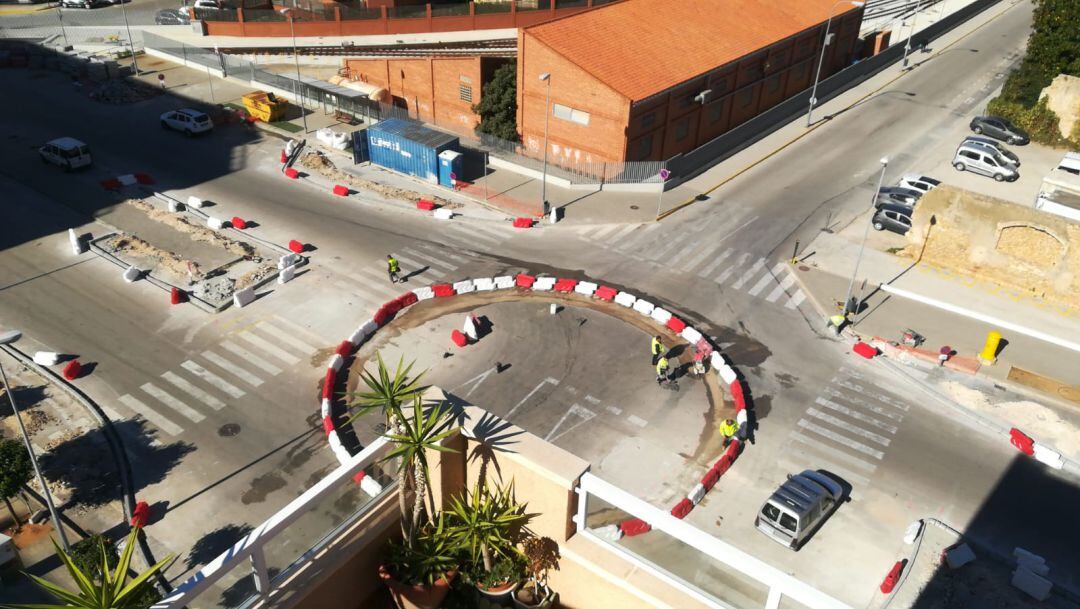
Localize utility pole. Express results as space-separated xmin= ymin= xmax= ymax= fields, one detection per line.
xmin=807 ymin=0 xmax=865 ymax=127
xmin=538 ymin=72 xmax=551 ymax=218
xmin=844 ymin=157 xmax=889 ymax=316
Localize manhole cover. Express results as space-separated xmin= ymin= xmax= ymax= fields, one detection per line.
xmin=630 ymin=205 xmax=639 ymax=210
xmin=373 ymin=422 xmax=387 ymax=435
xmin=798 ymin=265 xmax=810 ymax=271
xmin=218 ymin=423 xmax=241 ymax=437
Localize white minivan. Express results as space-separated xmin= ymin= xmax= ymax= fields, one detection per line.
xmin=39 ymin=137 xmax=93 ymax=171
xmin=952 ymin=144 xmax=1018 ymax=182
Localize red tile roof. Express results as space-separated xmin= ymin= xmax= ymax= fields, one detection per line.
xmin=525 ymin=0 xmax=860 ymax=101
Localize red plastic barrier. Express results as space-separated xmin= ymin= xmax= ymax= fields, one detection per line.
xmin=554 ymin=278 xmax=578 ymax=293
xmin=667 ymin=316 xmax=687 ymax=333
xmin=131 ymin=501 xmax=150 ymax=528
xmin=853 ymin=341 xmax=878 ymax=359
xmin=594 ymin=285 xmax=617 ymax=301
xmin=322 ymin=415 xmax=335 ymax=435
xmin=280 ymin=149 xmax=287 ymax=164
xmin=451 ymin=329 xmax=469 ymax=347
xmin=1009 ymin=428 xmax=1035 ymax=456
xmin=170 ymin=287 xmax=186 ymax=305
xmin=231 ymin=216 xmax=247 ymax=229
xmin=322 ymin=369 xmax=337 ymax=400
xmin=432 ymin=284 xmax=455 ymax=298
xmin=701 ymin=467 xmax=721 ymax=492
xmin=513 ymin=217 xmax=533 ymax=228
xmin=284 ymin=167 xmax=300 ymax=179
xmin=333 ymin=184 xmax=349 ymax=197
xmin=382 ymin=299 xmax=403 ymax=316
xmin=417 ymin=199 xmax=436 ymax=211
xmin=352 ymin=470 xmax=367 ymax=484
xmin=288 ymin=240 xmax=304 ymax=254
xmin=619 ymin=518 xmax=652 ymax=537
xmin=335 ymin=340 xmax=352 ymax=357
xmin=670 ymin=498 xmax=694 ymax=520
xmin=730 ymin=380 xmax=745 ymax=411
xmin=516 ymin=274 xmax=536 ymax=288
xmin=724 ymin=438 xmax=741 ymax=460
xmin=710 ymin=454 xmax=733 ymax=479
xmin=880 ymin=561 xmax=904 ymax=594
xmin=100 ymin=178 xmax=121 ymax=190
xmin=373 ymin=307 xmax=391 ymax=327
xmin=62 ymin=360 xmax=82 ymax=381
xmin=398 ymin=291 xmax=419 ymax=308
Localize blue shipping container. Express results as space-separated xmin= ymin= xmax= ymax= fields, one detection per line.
xmin=365 ymin=119 xmax=460 ymax=184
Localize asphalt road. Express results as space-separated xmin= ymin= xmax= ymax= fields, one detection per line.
xmin=1 ymin=0 xmax=1075 ymax=605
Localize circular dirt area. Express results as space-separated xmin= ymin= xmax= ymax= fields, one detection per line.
xmin=345 ymin=295 xmax=732 ymax=504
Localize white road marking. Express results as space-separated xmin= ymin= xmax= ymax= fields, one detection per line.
xmin=585 ymin=224 xmax=627 ymax=240
xmin=99 ymin=403 xmax=126 ymax=423
xmin=787 ymin=433 xmax=878 ymax=472
xmin=202 ymin=351 xmax=264 ymax=387
xmin=732 ymin=258 xmax=768 ymax=290
xmin=779 ymin=450 xmax=871 ymax=487
xmin=392 ymin=253 xmax=448 ymax=278
xmin=821 ymin=389 xmax=904 ymax=421
xmin=813 ymin=397 xmax=899 ymax=433
xmin=797 ymin=419 xmax=884 ymax=459
xmin=748 ymin=263 xmax=785 ymax=296
xmin=271 ymin=315 xmax=332 ymax=346
xmin=140 ymin=383 xmax=206 ymax=423
xmin=714 ymin=252 xmax=750 ymax=284
xmin=680 ymin=241 xmax=722 ymax=272
xmin=452 ymin=366 xmax=497 ymax=397
xmin=255 ymin=323 xmax=321 ymax=354
xmin=666 ymin=238 xmax=709 ymax=267
xmin=606 ymin=405 xmax=623 ymax=415
xmin=220 ymin=340 xmax=283 ymax=375
xmin=627 ymin=414 xmax=648 ymax=428
xmin=416 ymin=242 xmax=469 ymax=264
xmin=695 ymin=248 xmax=734 ymax=277
xmin=349 ymin=267 xmax=405 ymax=299
xmin=161 ymin=371 xmax=226 ymax=410
xmin=785 ymin=291 xmax=807 ymax=309
xmin=118 ymin=395 xmax=184 ymax=435
xmin=180 ymin=360 xmax=246 ymax=399
xmin=506 ymin=377 xmax=559 ymax=419
xmin=546 ymin=404 xmax=596 ymax=442
xmin=805 ymin=409 xmax=892 ymax=446
xmin=583 ymin=395 xmax=601 ymax=404
xmin=401 ymin=248 xmax=458 ymax=271
xmin=766 ymin=270 xmax=798 ymax=302
xmin=608 ymin=224 xmax=646 ymax=244
xmin=830 ymin=379 xmax=909 ymax=411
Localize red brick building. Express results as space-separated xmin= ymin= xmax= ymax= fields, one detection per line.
xmin=516 ymin=0 xmax=864 ymax=164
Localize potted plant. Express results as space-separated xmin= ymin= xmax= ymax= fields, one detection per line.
xmin=379 ymin=514 xmax=458 ymax=609
xmin=513 ymin=536 xmax=560 ymax=609
xmin=446 ymin=481 xmax=534 ymax=604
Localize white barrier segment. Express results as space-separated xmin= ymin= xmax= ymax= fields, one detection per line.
xmin=433 ymin=208 xmax=455 ymax=220
xmin=68 ymin=228 xmax=85 ymax=255
xmin=1011 ymin=567 xmax=1052 ymax=601
xmin=534 ymin=277 xmax=556 ymax=291
xmin=593 ymin=524 xmax=624 ymax=542
xmin=233 ymin=286 xmax=255 ymax=308
xmin=332 ymin=443 xmax=352 ymax=466
xmin=33 ymin=352 xmax=60 ymax=366
xmin=688 ymin=483 xmax=707 ymax=505
xmin=359 ymin=474 xmax=383 ymax=497
xmin=207 ymin=216 xmax=225 ymax=230
xmin=278 ymin=253 xmax=301 ymax=269
xmin=118 ymin=174 xmax=137 ymax=187
xmin=903 ymin=520 xmax=924 ymax=545
xmin=710 ymin=351 xmax=730 ymax=370
xmin=681 ymin=326 xmax=703 ymax=345
xmin=463 ymin=314 xmax=479 ymax=341
xmin=633 ymin=299 xmax=655 ymax=316
xmin=453 ymin=280 xmax=475 ymax=294
xmin=348 ymin=327 xmax=368 ymax=346
xmin=327 ymin=354 xmax=344 ymax=372
xmin=278 ymin=264 xmax=297 ymax=285
xmin=736 ymin=409 xmax=748 ymax=427
xmin=650 ymin=307 xmax=672 ymax=325
xmin=168 ymin=199 xmax=181 ymax=213
xmin=575 ymin=281 xmax=598 ymax=296
xmin=412 ymin=286 xmax=435 ymax=301
xmin=718 ymin=365 xmax=738 ymax=385
xmin=320 ymin=397 xmax=332 ymax=417
xmin=493 ymin=275 xmax=515 ymax=289
xmin=123 ymin=265 xmax=141 ymax=283
xmin=944 ymin=543 xmax=976 ymax=569
xmin=614 ymin=291 xmax=637 ymax=308
xmin=328 ymin=431 xmax=344 ymax=452
xmin=1013 ymin=547 xmax=1045 ymax=565
xmin=474 ymin=277 xmax=496 ymax=291
xmin=1032 ymin=444 xmax=1064 ymax=469
xmin=187 ymin=196 xmax=205 ymax=209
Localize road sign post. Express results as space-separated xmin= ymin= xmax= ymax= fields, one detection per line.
xmin=655 ymin=169 xmax=671 ymax=219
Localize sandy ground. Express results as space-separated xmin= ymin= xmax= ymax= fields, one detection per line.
xmin=299 ymin=150 xmax=461 ymax=209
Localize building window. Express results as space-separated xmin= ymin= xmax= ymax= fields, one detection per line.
xmin=674 ymin=118 xmax=690 ymax=141
xmin=553 ymin=103 xmax=590 ymax=126
xmin=679 ymin=94 xmax=696 ymax=109
xmin=712 ymin=75 xmax=731 ymax=95
xmin=641 ymin=112 xmax=656 ymax=129
xmin=709 ymin=102 xmax=725 ymax=124
xmin=737 ymin=87 xmax=754 ymax=108
xmin=459 ymin=84 xmax=473 ymax=103
xmin=794 ymin=35 xmax=816 ymax=60
xmin=765 ymin=74 xmax=782 ymax=94
xmin=638 ymin=134 xmax=653 ymax=159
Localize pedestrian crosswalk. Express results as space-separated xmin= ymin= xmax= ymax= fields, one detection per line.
xmin=111 ymin=316 xmax=329 ymax=437
xmin=570 ymin=222 xmax=806 ymax=309
xmin=777 ymin=366 xmax=910 ymax=488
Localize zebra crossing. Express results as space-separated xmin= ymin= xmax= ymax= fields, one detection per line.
xmin=109 ymin=316 xmax=329 ymax=437
xmin=777 ymin=366 xmax=910 ymax=488
xmin=570 ymin=221 xmax=806 ymax=309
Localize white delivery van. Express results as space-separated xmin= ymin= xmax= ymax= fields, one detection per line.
xmin=39 ymin=137 xmax=92 ymax=170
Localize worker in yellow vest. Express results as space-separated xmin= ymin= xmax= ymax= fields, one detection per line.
xmin=387 ymin=254 xmax=401 ymax=284
xmin=655 ymin=356 xmax=670 ymax=385
xmin=720 ymin=418 xmax=739 ymax=447
xmin=651 ymin=335 xmax=665 ymax=365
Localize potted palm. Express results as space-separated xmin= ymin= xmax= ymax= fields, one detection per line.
xmin=513 ymin=536 xmax=560 ymax=609
xmin=446 ymin=481 xmax=534 ymax=604
xmin=379 ymin=514 xmax=458 ymax=609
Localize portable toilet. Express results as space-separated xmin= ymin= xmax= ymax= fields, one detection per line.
xmin=438 ymin=150 xmax=463 ymax=189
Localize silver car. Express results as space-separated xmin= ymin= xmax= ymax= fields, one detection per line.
xmin=962 ymin=136 xmax=1020 ymax=167
xmin=875 ymin=186 xmax=921 ymax=208
xmin=953 ymin=144 xmax=1018 ymax=182
xmin=755 ymin=470 xmax=844 ymax=550
xmin=898 ymin=174 xmax=940 ymax=194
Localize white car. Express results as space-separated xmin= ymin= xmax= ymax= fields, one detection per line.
xmin=39 ymin=137 xmax=93 ymax=170
xmin=160 ymin=108 xmax=214 ymax=136
xmin=897 ymin=174 xmax=940 ymax=194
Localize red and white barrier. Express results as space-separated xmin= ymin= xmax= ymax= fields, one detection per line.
xmin=207 ymin=216 xmax=225 ymax=230
xmin=650 ymin=307 xmax=672 ymax=325
xmin=575 ymin=281 xmax=598 ymax=297
xmin=187 ymin=196 xmax=205 ymax=209
xmin=533 ymin=277 xmax=556 ymax=291
xmin=452 ymin=280 xmax=475 ymax=294
xmin=434 ymin=209 xmax=455 ymax=221
xmin=332 ymin=185 xmax=349 ymax=197
xmin=33 ymin=352 xmax=60 ymax=366
xmin=632 ymin=299 xmax=655 ymax=316
xmin=493 ymin=276 xmax=515 ymax=290
xmin=233 ymin=286 xmax=255 ymax=308
xmin=278 ymin=264 xmax=297 ymax=285
xmin=474 ymin=277 xmax=495 ymax=291
xmin=62 ymin=359 xmax=82 ymax=381
xmin=288 ymin=240 xmax=305 ymax=254
xmin=412 ymin=286 xmax=435 ymax=301
xmin=123 ymin=265 xmax=141 ymax=283
xmin=614 ymin=291 xmax=636 ymax=308
xmin=231 ymin=217 xmax=247 ymax=229
xmin=278 ymin=253 xmax=301 ymax=269
xmin=68 ymin=229 xmax=85 ymax=255
xmin=681 ymin=326 xmax=703 ymax=345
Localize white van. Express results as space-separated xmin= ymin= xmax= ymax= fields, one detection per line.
xmin=952 ymin=144 xmax=1018 ymax=182
xmin=39 ymin=137 xmax=93 ymax=171
xmin=755 ymin=470 xmax=844 ymax=550
xmin=1055 ymin=152 xmax=1080 ymax=176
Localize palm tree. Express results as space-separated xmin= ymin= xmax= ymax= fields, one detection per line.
xmin=345 ymin=353 xmax=427 ymax=425
xmin=1 ymin=527 xmax=175 ymax=609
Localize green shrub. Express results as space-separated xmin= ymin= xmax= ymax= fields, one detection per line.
xmin=986 ymin=96 xmax=1077 ymax=147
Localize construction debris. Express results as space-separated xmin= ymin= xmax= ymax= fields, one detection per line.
xmin=298 ymin=150 xmax=460 ymax=209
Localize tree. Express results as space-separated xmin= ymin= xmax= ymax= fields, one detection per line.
xmin=473 ymin=61 xmax=520 ymax=142
xmin=0 ymin=438 xmax=33 ymax=528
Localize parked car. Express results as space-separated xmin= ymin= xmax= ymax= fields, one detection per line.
xmin=872 ymin=204 xmax=913 ymax=235
xmin=160 ymin=109 xmax=214 ymax=136
xmin=969 ymin=115 xmax=1029 ymax=145
xmin=755 ymin=470 xmax=844 ymax=550
xmin=953 ymin=144 xmax=1019 ymax=182
xmin=897 ymin=174 xmax=940 ymax=194
xmin=875 ymin=186 xmax=922 ymax=208
xmin=39 ymin=137 xmax=92 ymax=171
xmin=1054 ymin=151 xmax=1080 ymax=176
xmin=962 ymin=136 xmax=1020 ymax=167
xmin=155 ymin=8 xmax=191 ymax=24
xmin=60 ymin=0 xmax=107 ymax=8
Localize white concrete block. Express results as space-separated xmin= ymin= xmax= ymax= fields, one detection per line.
xmin=633 ymin=299 xmax=655 ymax=316
xmin=718 ymin=365 xmax=738 ymax=385
xmin=650 ymin=307 xmax=672 ymax=324
xmin=122 ymin=265 xmax=141 ymax=283
xmin=575 ymin=281 xmax=598 ymax=296
xmin=1012 ymin=566 xmax=1052 ymax=601
xmin=688 ymin=483 xmax=707 ymax=505
xmin=187 ymin=196 xmax=205 ymax=209
xmin=1032 ymin=444 xmax=1064 ymax=469
xmin=347 ymin=319 xmax=378 ymax=347
xmin=474 ymin=277 xmax=495 ymax=291
xmin=277 ymin=264 xmax=296 ymax=285
xmin=168 ymin=199 xmax=181 ymax=213
xmin=592 ymin=524 xmax=623 ymax=542
xmin=944 ymin=543 xmax=975 ymax=569
xmin=412 ymin=286 xmax=435 ymax=301
xmin=493 ymin=275 xmax=515 ymax=289
xmin=463 ymin=314 xmax=478 ymax=341
xmin=903 ymin=520 xmax=923 ymax=545
xmin=327 ymin=354 xmax=344 ymax=373
xmin=1017 ymin=558 xmax=1050 ymax=577
xmin=233 ymin=286 xmax=255 ymax=308
xmin=359 ymin=474 xmax=383 ymax=497
xmin=33 ymin=352 xmax=60 ymax=366
xmin=614 ymin=291 xmax=637 ymax=308
xmin=320 ymin=398 xmax=332 ymax=418
xmin=118 ymin=174 xmax=137 ymax=186
xmin=328 ymin=430 xmax=344 ymax=452
xmin=1013 ymin=548 xmax=1045 ymax=565
xmin=681 ymin=326 xmax=703 ymax=345
xmin=332 ymin=443 xmax=352 ymax=466
xmin=433 ymin=208 xmax=455 ymax=220
xmin=278 ymin=253 xmax=300 ymax=269
xmin=736 ymin=409 xmax=748 ymax=427
xmin=453 ymin=280 xmax=475 ymax=294
xmin=534 ymin=277 xmax=556 ymax=291
xmin=68 ymin=229 xmax=85 ymax=255
xmin=207 ymin=216 xmax=224 ymax=230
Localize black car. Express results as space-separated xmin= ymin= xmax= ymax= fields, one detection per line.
xmin=874 ymin=186 xmax=921 ymax=209
xmin=969 ymin=115 xmax=1029 ymax=145
xmin=155 ymin=8 xmax=192 ymax=25
xmin=872 ymin=204 xmax=912 ymax=235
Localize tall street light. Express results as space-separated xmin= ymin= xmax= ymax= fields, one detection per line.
xmin=902 ymin=0 xmax=924 ymax=68
xmin=119 ymin=0 xmax=138 ymax=75
xmin=806 ymin=0 xmax=865 ymax=127
xmin=284 ymin=9 xmax=309 ymax=134
xmin=538 ymin=72 xmax=551 ymax=218
xmin=0 ymin=330 xmax=71 ymax=552
xmin=844 ymin=157 xmax=889 ymax=316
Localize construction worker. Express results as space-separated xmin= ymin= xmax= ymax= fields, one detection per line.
xmin=651 ymin=335 xmax=665 ymax=365
xmin=720 ymin=418 xmax=739 ymax=447
xmin=655 ymin=356 xmax=670 ymax=385
xmin=827 ymin=313 xmax=847 ymax=336
xmin=387 ymin=254 xmax=401 ymax=284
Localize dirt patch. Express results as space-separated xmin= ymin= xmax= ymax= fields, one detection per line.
xmin=995 ymin=225 xmax=1065 ymax=268
xmin=125 ymin=198 xmax=255 ymax=258
xmin=106 ymin=233 xmax=201 ymax=282
xmin=89 ymin=78 xmax=162 ymax=104
xmin=298 ymin=150 xmax=461 ymax=209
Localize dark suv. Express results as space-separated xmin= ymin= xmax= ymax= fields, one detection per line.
xmin=969 ymin=116 xmax=1029 ymax=145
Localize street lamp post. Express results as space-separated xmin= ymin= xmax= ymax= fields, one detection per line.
xmin=902 ymin=0 xmax=924 ymax=68
xmin=843 ymin=157 xmax=889 ymax=317
xmin=118 ymin=0 xmax=138 ymax=75
xmin=538 ymin=72 xmax=551 ymax=218
xmin=286 ymin=11 xmax=309 ymax=134
xmin=806 ymin=0 xmax=865 ymax=127
xmin=0 ymin=331 xmax=71 ymax=552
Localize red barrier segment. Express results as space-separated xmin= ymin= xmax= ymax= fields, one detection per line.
xmin=322 ymin=415 xmax=335 ymax=435
xmin=730 ymin=380 xmax=745 ymax=411
xmin=131 ymin=501 xmax=150 ymax=528
xmin=322 ymin=369 xmax=337 ymax=400
xmin=280 ymin=149 xmax=287 ymax=164
xmin=710 ymin=454 xmax=733 ymax=479
xmin=667 ymin=316 xmax=687 ymax=333
xmin=701 ymin=467 xmax=721 ymax=492
xmin=170 ymin=287 xmax=186 ymax=305
xmin=417 ymin=199 xmax=436 ymax=211
xmin=333 ymin=184 xmax=349 ymax=197
xmin=288 ymin=240 xmax=304 ymax=254
xmin=352 ymin=470 xmax=367 ymax=484
xmin=100 ymin=179 xmax=121 ymax=191
xmin=1009 ymin=428 xmax=1035 ymax=456
xmin=853 ymin=341 xmax=878 ymax=359
xmin=62 ymin=360 xmax=82 ymax=381
xmin=231 ymin=216 xmax=247 ymax=229
xmin=432 ymin=284 xmax=455 ymax=298
xmin=516 ymin=274 xmax=536 ymax=288
xmin=619 ymin=518 xmax=652 ymax=537
xmin=284 ymin=167 xmax=300 ymax=179
xmin=373 ymin=307 xmax=391 ymax=327
xmin=135 ymin=173 xmax=154 ymax=185
xmin=513 ymin=217 xmax=533 ymax=228
xmin=670 ymin=498 xmax=694 ymax=519
xmin=451 ymin=329 xmax=469 ymax=347
xmin=335 ymin=340 xmax=352 ymax=358
xmin=398 ymin=291 xmax=419 ymax=308
xmin=594 ymin=285 xmax=617 ymax=301
xmin=724 ymin=438 xmax=741 ymax=460
xmin=554 ymin=278 xmax=578 ymax=293
xmin=880 ymin=561 xmax=904 ymax=593
xmin=381 ymin=299 xmax=403 ymax=317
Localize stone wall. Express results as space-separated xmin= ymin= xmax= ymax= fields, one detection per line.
xmin=1040 ymin=74 xmax=1080 ymax=140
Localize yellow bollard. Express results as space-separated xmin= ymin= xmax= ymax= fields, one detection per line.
xmin=979 ymin=331 xmax=1002 ymax=364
